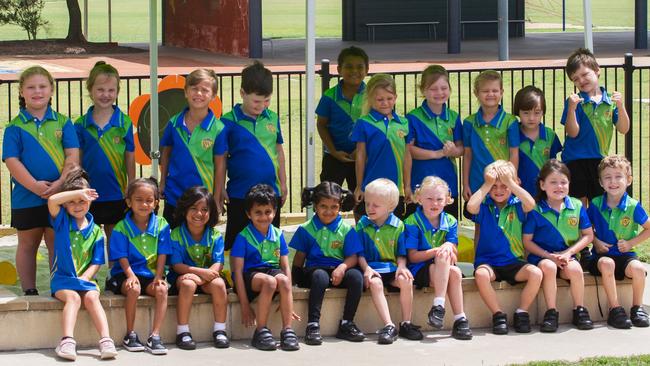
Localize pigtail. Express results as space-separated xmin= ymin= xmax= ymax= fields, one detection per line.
xmin=301 ymin=187 xmax=316 ymax=208
xmin=340 ymin=189 xmax=356 ymax=212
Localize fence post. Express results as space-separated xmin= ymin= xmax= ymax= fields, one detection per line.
xmin=320 ymin=59 xmax=331 ymax=93
xmin=624 ymin=53 xmax=634 ymax=195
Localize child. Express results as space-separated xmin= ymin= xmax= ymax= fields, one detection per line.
xmin=160 ymin=68 xmax=227 ymax=227
xmin=587 ymin=155 xmax=650 ymax=328
xmin=351 ymin=74 xmax=411 ymax=219
xmin=356 ymin=178 xmax=422 ymax=344
xmin=48 ymin=168 xmax=117 ymax=360
xmin=406 ymin=65 xmax=464 ymax=218
xmin=3 ymin=66 xmax=80 ymax=295
xmin=513 ymin=85 xmax=562 ymax=196
xmin=562 ymin=48 xmax=629 ymax=205
xmin=316 ymin=46 xmax=369 ymax=193
xmin=106 ymin=178 xmax=171 ymax=355
xmin=462 ymin=70 xmax=519 ymax=202
xmin=168 ymin=186 xmax=229 ymax=349
xmin=466 ymin=160 xmax=541 ymax=335
xmin=522 ymin=159 xmax=594 ymax=332
xmin=404 ymin=176 xmax=472 ymax=340
xmin=76 ymin=61 xmax=135 ymax=243
xmin=230 ymin=184 xmax=299 ymax=351
xmin=290 ymin=181 xmax=365 ymax=345
xmin=220 ymin=61 xmax=287 ymax=249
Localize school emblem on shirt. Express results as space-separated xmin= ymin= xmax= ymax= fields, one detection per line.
xmin=113 ymin=136 xmax=122 ymax=144
xmin=273 ymin=248 xmax=281 ymax=258
xmin=54 ymin=129 xmax=63 ymax=140
xmin=499 ymin=137 xmax=506 ymax=145
xmin=447 ymin=127 xmax=453 ymax=136
xmin=568 ymin=217 xmax=578 ymax=227
xmin=266 ymin=123 xmax=276 ymax=134
xmin=604 ymin=110 xmax=612 ymax=119
xmin=330 ymin=240 xmax=343 ymax=250
xmin=621 ymin=217 xmax=631 ymax=227
xmin=507 ymin=211 xmax=515 ymax=222
xmin=543 ymin=148 xmax=550 ymax=157
xmin=201 ymin=138 xmax=214 ymax=150
xmin=397 ymin=130 xmax=406 ymax=138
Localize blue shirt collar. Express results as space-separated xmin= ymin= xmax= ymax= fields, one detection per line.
xmin=539 ymin=196 xmax=575 ymax=213
xmin=125 ymin=210 xmax=159 ymax=237
xmin=175 ymin=107 xmax=215 ymax=131
xmin=247 ymin=223 xmax=278 ymax=243
xmin=476 ymin=105 xmax=504 ymax=127
xmin=233 ymin=103 xmax=271 ymax=123
xmin=82 ymin=105 xmax=125 ymax=129
xmin=359 ymin=213 xmax=401 ymax=229
xmin=599 ymin=192 xmax=630 ymax=211
xmin=19 ymin=106 xmax=56 ymax=124
xmin=414 ymin=206 xmax=451 ymax=232
xmin=368 ymin=109 xmax=403 ymax=124
xmin=484 ymin=193 xmax=519 ymax=209
xmin=579 ymin=87 xmax=612 ymax=105
xmin=421 ymin=101 xmax=448 ymax=121
xmin=335 ymin=79 xmax=366 ymax=102
xmin=180 ymin=222 xmax=210 ymax=245
xmin=312 ymin=214 xmax=343 ymax=232
xmin=69 ymin=212 xmax=96 ymax=240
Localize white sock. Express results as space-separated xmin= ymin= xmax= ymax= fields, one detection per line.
xmin=213 ymin=322 xmax=226 ymax=332
xmin=515 ymin=308 xmax=527 ymax=314
xmin=400 ymin=321 xmax=410 ymax=326
xmin=341 ymin=319 xmax=349 ymax=325
xmin=433 ymin=297 xmax=446 ymax=307
xmin=454 ymin=313 xmax=466 ymax=321
xmin=177 ymin=324 xmax=190 ymax=335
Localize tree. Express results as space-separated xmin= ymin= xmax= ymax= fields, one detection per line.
xmin=0 ymin=0 xmax=49 ymax=40
xmin=65 ymin=0 xmax=86 ymax=42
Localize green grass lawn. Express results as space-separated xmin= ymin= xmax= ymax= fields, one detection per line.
xmin=512 ymin=354 xmax=650 ymax=366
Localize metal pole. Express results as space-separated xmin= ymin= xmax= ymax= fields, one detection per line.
xmin=149 ymin=0 xmax=159 ymax=179
xmin=562 ymin=0 xmax=566 ymax=31
xmin=624 ymin=53 xmax=634 ymax=194
xmin=498 ymin=0 xmax=509 ymax=61
xmin=108 ymin=0 xmax=112 ymax=43
xmin=320 ymin=59 xmax=331 ymax=92
xmin=583 ymin=0 xmax=594 ymax=52
xmin=635 ymin=0 xmax=648 ymax=49
xmin=305 ymin=0 xmax=316 ymax=219
xmin=83 ymin=0 xmax=88 ymax=39
xmin=447 ymin=0 xmax=460 ymax=54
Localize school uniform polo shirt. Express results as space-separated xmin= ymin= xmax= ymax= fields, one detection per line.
xmin=167 ymin=224 xmax=225 ymax=283
xmin=517 ymin=123 xmax=562 ymax=196
xmin=404 ymin=207 xmax=458 ymax=274
xmin=160 ymin=108 xmax=226 ymax=206
xmin=588 ymin=193 xmax=648 ymax=257
xmin=316 ymin=80 xmax=366 ymax=154
xmin=462 ymin=106 xmax=519 ymax=193
xmin=75 ymin=106 xmax=135 ymax=202
xmin=523 ymin=196 xmax=591 ymax=265
xmin=473 ymin=195 xmax=526 ymax=267
xmin=109 ymin=212 xmax=171 ymax=278
xmin=221 ymin=104 xmax=284 ymax=199
xmin=350 ymin=109 xmax=410 ymax=195
xmin=50 ymin=210 xmax=104 ymax=294
xmin=289 ymin=214 xmax=363 ymax=268
xmin=2 ymin=107 xmax=79 ymax=209
xmin=356 ymin=213 xmax=407 ymax=273
xmin=560 ymin=87 xmax=619 ymax=163
xmin=231 ymin=223 xmax=288 ymax=272
xmin=406 ymin=102 xmax=463 ymax=197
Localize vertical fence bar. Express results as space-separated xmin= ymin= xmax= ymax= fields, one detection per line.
xmin=320 ymin=59 xmax=331 ymax=92
xmin=624 ymin=53 xmax=634 ymax=194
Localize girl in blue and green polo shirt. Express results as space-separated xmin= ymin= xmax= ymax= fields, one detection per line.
xmin=290 ymin=181 xmax=365 ymax=345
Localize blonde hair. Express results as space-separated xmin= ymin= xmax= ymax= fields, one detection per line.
xmin=598 ymin=155 xmax=632 ymax=178
xmin=484 ymin=160 xmax=517 ymax=180
xmin=19 ymin=66 xmax=54 ymax=109
xmin=419 ymin=65 xmax=450 ymax=93
xmin=414 ymin=176 xmax=453 ymax=206
xmin=364 ymin=178 xmax=399 ymax=211
xmin=186 ymin=68 xmax=219 ymax=95
xmin=364 ymin=73 xmax=396 ymax=114
xmin=473 ymin=70 xmax=502 ymax=95
xmin=86 ymin=61 xmax=120 ymax=94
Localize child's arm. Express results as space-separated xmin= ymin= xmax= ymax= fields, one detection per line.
xmin=119 ymin=258 xmax=140 ymax=290
xmin=125 ymin=151 xmax=136 ymax=184
xmin=172 ymin=263 xmax=217 ymax=284
xmin=523 ymin=233 xmax=565 ymax=268
xmin=159 ymin=146 xmax=171 ymax=198
xmin=357 ymin=255 xmax=378 ymax=289
xmin=611 ymin=91 xmax=630 ymax=134
xmin=403 ymin=147 xmax=413 ymax=202
xmin=509 ymin=147 xmax=519 ymax=171
xmin=317 ymin=116 xmax=354 ymax=162
xmin=41 ymin=148 xmax=80 ymax=198
xmin=408 ymin=143 xmax=445 ymax=160
xmin=564 ymin=95 xmax=583 ymax=138
xmin=276 ymin=144 xmax=288 ymax=207
xmin=292 ymin=251 xmax=306 ymax=268
xmin=592 ymin=236 xmax=613 ymax=254
xmin=559 ymin=227 xmax=593 ymax=263
xmin=462 ymin=148 xmax=473 ymax=201
xmin=466 ymin=168 xmax=495 ymax=215
xmin=79 ymin=264 xmax=101 ymax=282
xmin=331 ymin=255 xmax=358 ymax=286
xmin=354 ymin=142 xmax=367 ymax=202
xmin=47 ymin=188 xmax=98 ymax=218
xmin=618 ymin=219 xmax=650 ymax=253
xmin=498 ymin=166 xmax=535 ymax=213
xmin=5 ymin=158 xmax=56 ymax=198
xmin=153 ymin=254 xmax=167 ymax=288
xmin=395 ymin=256 xmax=413 ymax=280
xmin=444 ymin=141 xmax=464 ymax=158
xmin=214 ymin=154 xmax=227 ymax=214
xmin=231 ymin=256 xmax=255 ymax=326
xmin=408 ymin=247 xmax=438 ymax=263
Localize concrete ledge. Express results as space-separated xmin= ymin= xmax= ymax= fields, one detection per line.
xmin=0 ymin=276 xmax=633 ymax=351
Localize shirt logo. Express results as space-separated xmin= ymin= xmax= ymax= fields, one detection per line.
xmin=447 ymin=127 xmax=453 ymax=136
xmin=621 ymin=217 xmax=631 ymax=227
xmin=507 ymin=211 xmax=515 ymax=222
xmin=543 ymin=148 xmax=550 ymax=157
xmin=568 ymin=217 xmax=578 ymax=227
xmin=266 ymin=123 xmax=277 ymax=134
xmin=274 ymin=248 xmax=281 ymax=258
xmin=604 ymin=110 xmax=612 ymax=119
xmin=54 ymin=129 xmax=63 ymax=140
xmin=397 ymin=130 xmax=406 ymax=139
xmin=201 ymin=138 xmax=214 ymax=150
xmin=113 ymin=136 xmax=122 ymax=144
xmin=330 ymin=240 xmax=343 ymax=250
xmin=499 ymin=137 xmax=506 ymax=145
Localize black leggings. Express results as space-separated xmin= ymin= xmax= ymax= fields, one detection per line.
xmin=302 ymin=267 xmax=363 ymax=323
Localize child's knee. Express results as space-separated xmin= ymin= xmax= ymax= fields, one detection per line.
xmin=435 ymin=251 xmax=453 ymax=264
xmin=124 ymin=285 xmax=140 ymax=298
xmin=180 ymin=278 xmax=198 ymax=292
xmin=369 ymin=277 xmax=384 ymax=293
xmin=275 ymin=274 xmax=292 ymax=292
xmin=539 ymin=260 xmax=557 ymax=276
xmin=395 ymin=274 xmax=413 ymax=289
xmin=154 ymin=284 xmax=168 ymax=298
xmin=449 ymin=266 xmax=462 ymax=282
xmin=628 ymin=261 xmax=646 ymax=278
xmin=259 ymin=275 xmax=278 ymax=292
xmin=524 ymin=265 xmax=543 ymax=283
xmin=210 ymin=277 xmax=227 ymax=291
xmin=474 ymin=267 xmax=491 ymax=282
xmin=598 ymin=257 xmax=615 ymax=273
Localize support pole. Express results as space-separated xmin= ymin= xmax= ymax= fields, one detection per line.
xmin=149 ymin=0 xmax=159 ymax=178
xmin=305 ymin=0 xmax=316 ymax=219
xmin=108 ymin=0 xmax=112 ymax=43
xmin=583 ymin=0 xmax=594 ymax=52
xmin=635 ymin=0 xmax=648 ymax=49
xmin=447 ymin=0 xmax=461 ymax=54
xmin=498 ymin=0 xmax=509 ymax=61
xmin=83 ymin=0 xmax=88 ymax=39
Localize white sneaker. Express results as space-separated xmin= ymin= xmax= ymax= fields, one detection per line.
xmin=55 ymin=338 xmax=77 ymax=361
xmin=99 ymin=337 xmax=118 ymax=359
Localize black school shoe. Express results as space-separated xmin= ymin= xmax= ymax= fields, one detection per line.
xmin=213 ymin=330 xmax=230 ymax=348
xmin=304 ymin=323 xmax=323 ymax=346
xmin=336 ymin=321 xmax=365 ymax=342
xmin=398 ymin=322 xmax=423 ymax=340
xmin=451 ymin=317 xmax=473 ymax=340
xmin=492 ymin=312 xmax=508 ymax=335
xmin=572 ymin=306 xmax=594 ymax=330
xmin=377 ymin=324 xmax=398 ymax=344
xmin=607 ymin=306 xmax=632 ymax=329
xmin=513 ymin=312 xmax=531 ymax=333
xmin=175 ymin=332 xmax=196 ymax=350
xmin=280 ymin=328 xmax=300 ymax=351
xmin=631 ymin=306 xmax=650 ymax=327
xmin=540 ymin=309 xmax=559 ymax=333
xmin=251 ymin=327 xmax=277 ymax=351
xmin=23 ymin=288 xmax=39 ymax=296
xmin=427 ymin=305 xmax=445 ymax=329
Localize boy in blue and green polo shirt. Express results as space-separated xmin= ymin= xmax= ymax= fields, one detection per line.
xmin=220 ymin=61 xmax=287 ymax=250
xmin=466 ymin=160 xmax=541 ymax=335
xmin=587 ymin=155 xmax=650 ymax=328
xmin=316 ymin=46 xmax=368 ymax=192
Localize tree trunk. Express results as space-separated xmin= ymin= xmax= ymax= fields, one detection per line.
xmin=65 ymin=0 xmax=86 ymax=42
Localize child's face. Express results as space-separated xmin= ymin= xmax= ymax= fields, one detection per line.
xmin=475 ymin=80 xmax=503 ymax=109
xmin=241 ymin=90 xmax=271 ymax=117
xmin=186 ymin=198 xmax=210 ymax=231
xmin=185 ymin=79 xmax=215 ymax=111
xmin=519 ymin=106 xmax=543 ymax=131
xmin=540 ymin=171 xmax=570 ymax=203
xmin=64 ymin=197 xmax=91 ymax=221
xmin=364 ymin=191 xmax=392 ymax=224
xmin=570 ymin=65 xmax=600 ymax=95
xmin=90 ymin=74 xmax=118 ymax=110
xmin=599 ymin=166 xmax=631 ymax=197
xmin=20 ymin=74 xmax=53 ymax=112
xmin=247 ymin=203 xmax=276 ymax=234
xmin=423 ymin=78 xmax=450 ymax=107
xmin=418 ymin=185 xmax=448 ymax=220
xmin=371 ymin=88 xmax=397 ymax=117
xmin=314 ymin=197 xmax=340 ymax=225
xmin=488 ymin=179 xmax=512 ymax=205
xmin=338 ymin=56 xmax=368 ymax=88
xmin=126 ymin=186 xmax=158 ymax=220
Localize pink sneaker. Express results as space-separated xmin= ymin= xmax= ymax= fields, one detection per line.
xmin=99 ymin=337 xmax=118 ymax=359
xmin=55 ymin=337 xmax=77 ymax=361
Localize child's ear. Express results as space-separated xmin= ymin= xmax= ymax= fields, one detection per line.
xmin=240 ymin=88 xmax=245 ymax=99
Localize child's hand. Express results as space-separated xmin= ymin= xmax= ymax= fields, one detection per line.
xmin=496 ymin=166 xmax=516 ymax=187
xmin=159 ymin=181 xmax=166 ymax=200
xmin=363 ymin=267 xmax=379 ymax=289
xmin=617 ymin=239 xmax=633 ymax=253
xmin=442 ymin=141 xmax=456 ymax=157
xmin=331 ymin=264 xmax=346 ymax=286
xmin=437 ymin=243 xmax=457 ymax=265
xmin=611 ymin=91 xmax=623 ymax=107
xmin=33 ymin=180 xmax=52 ymax=197
xmin=241 ymin=304 xmax=256 ymax=327
xmin=197 ymin=268 xmax=218 ymax=282
xmin=568 ymin=94 xmax=584 ymax=108
xmin=331 ymin=150 xmax=355 ymax=163
xmin=593 ymin=240 xmax=612 ymax=254
xmin=81 ymin=188 xmax=98 ymax=202
xmin=484 ymin=168 xmax=498 ymax=187
xmin=395 ymin=266 xmax=413 ymax=281
xmin=404 ymin=187 xmax=413 ymax=204
xmin=462 ymin=184 xmax=472 ymax=201
xmin=41 ymin=179 xmax=63 ymax=198
xmin=125 ymin=275 xmax=140 ymax=290
xmin=280 ymin=183 xmax=288 ymax=208
xmin=218 ymin=191 xmax=229 ymax=216
xmin=181 ymin=272 xmax=204 ymax=285
xmin=153 ymin=276 xmax=166 ymax=288
xmin=546 ymin=253 xmax=565 ymax=269
xmin=354 ymin=186 xmax=364 ymax=203
xmin=556 ymin=252 xmax=572 ymax=268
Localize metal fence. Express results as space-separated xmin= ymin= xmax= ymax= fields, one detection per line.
xmin=0 ymin=54 xmax=648 ymax=224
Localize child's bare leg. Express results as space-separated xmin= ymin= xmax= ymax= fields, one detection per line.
xmin=514 ymin=265 xmax=542 ymax=311
xmin=538 ymin=259 xmax=559 ymax=309
xmin=447 ymin=266 xmax=464 ymax=315
xmin=145 ymin=282 xmax=168 ymax=335
xmin=176 ymin=277 xmax=198 ymax=325
xmin=251 ymin=274 xmax=277 ymax=329
xmin=432 ymin=254 xmax=451 ymax=298
xmin=121 ymin=281 xmax=140 ymax=332
xmin=82 ymin=290 xmax=110 ymax=338
xmin=15 ymin=228 xmax=44 ymax=290
xmin=54 ymin=290 xmax=82 ymax=338
xmin=474 ymin=265 xmax=501 ymax=313
xmin=202 ymin=278 xmax=228 ymax=323
xmin=43 ymin=228 xmax=54 ymax=265
xmin=626 ymin=260 xmax=647 ymax=306
xmin=559 ymin=260 xmax=585 ymax=308
xmin=392 ymin=275 xmax=413 ymax=323
xmin=275 ymin=274 xmax=294 ymax=328
xmin=596 ymin=257 xmax=619 ymax=308
xmin=368 ymin=276 xmax=392 ymax=325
